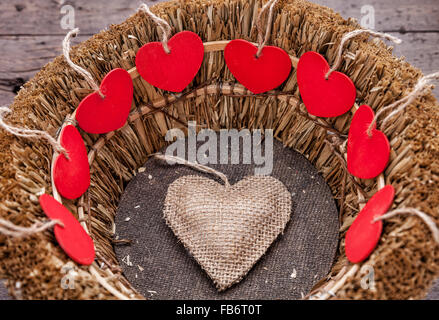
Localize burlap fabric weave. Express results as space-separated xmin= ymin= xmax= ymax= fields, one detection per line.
xmin=0 ymin=281 xmax=10 ymax=300
xmin=164 ymin=175 xmax=292 ymax=291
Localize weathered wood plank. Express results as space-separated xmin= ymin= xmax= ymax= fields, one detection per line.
xmin=0 ymin=35 xmax=89 ymax=106
xmin=0 ymin=0 xmax=156 ymax=35
xmin=391 ymin=32 xmax=439 ymax=73
xmin=0 ymin=281 xmax=10 ymax=300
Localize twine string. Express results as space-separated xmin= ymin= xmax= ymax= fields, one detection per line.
xmin=367 ymin=71 xmax=439 ymax=136
xmin=63 ymin=28 xmax=104 ymax=98
xmin=0 ymin=106 xmax=69 ymax=158
xmin=153 ymin=153 xmax=231 ymax=187
xmin=373 ymin=208 xmax=439 ymax=244
xmin=0 ymin=218 xmax=63 ymax=238
xmin=139 ymin=3 xmax=172 ymax=54
xmin=256 ymin=0 xmax=279 ymax=58
xmin=325 ymin=29 xmax=402 ymax=79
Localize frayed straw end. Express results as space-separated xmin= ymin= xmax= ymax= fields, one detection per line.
xmin=0 ymin=106 xmax=69 ymax=158
xmin=373 ymin=70 xmax=439 ymax=130
xmin=373 ymin=208 xmax=439 ymax=245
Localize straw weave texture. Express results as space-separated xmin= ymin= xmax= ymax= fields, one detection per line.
xmin=164 ymin=175 xmax=291 ymax=291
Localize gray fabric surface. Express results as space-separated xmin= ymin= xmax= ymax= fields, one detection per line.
xmin=114 ymin=138 xmax=340 ymax=300
xmin=0 ymin=281 xmax=11 ymax=300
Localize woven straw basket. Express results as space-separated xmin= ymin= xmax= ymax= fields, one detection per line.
xmin=1 ymin=0 xmax=438 ymax=300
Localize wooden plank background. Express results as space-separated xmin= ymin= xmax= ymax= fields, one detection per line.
xmin=0 ymin=0 xmax=438 ymax=105
xmin=0 ymin=0 xmax=438 ymax=300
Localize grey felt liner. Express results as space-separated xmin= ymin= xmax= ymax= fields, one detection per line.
xmin=114 ymin=138 xmax=340 ymax=300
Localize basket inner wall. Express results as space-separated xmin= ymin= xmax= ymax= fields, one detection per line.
xmin=1 ymin=0 xmax=439 ymax=300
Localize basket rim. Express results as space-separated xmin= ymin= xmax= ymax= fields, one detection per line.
xmin=1 ymin=0 xmax=439 ymax=300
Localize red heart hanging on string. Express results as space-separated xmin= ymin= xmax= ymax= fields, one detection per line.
xmin=39 ymin=194 xmax=95 ymax=266
xmin=297 ymin=51 xmax=356 ymax=117
xmin=347 ymin=105 xmax=390 ymax=179
xmin=75 ymin=68 xmax=133 ymax=134
xmin=135 ymin=31 xmax=204 ymax=93
xmin=345 ymin=185 xmax=395 ymax=263
xmin=224 ymin=39 xmax=292 ymax=94
xmin=53 ymin=125 xmax=90 ymax=200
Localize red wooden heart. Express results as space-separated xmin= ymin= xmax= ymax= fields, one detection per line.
xmin=297 ymin=51 xmax=356 ymax=117
xmin=39 ymin=194 xmax=95 ymax=266
xmin=53 ymin=125 xmax=90 ymax=200
xmin=347 ymin=105 xmax=390 ymax=179
xmin=224 ymin=39 xmax=292 ymax=94
xmin=345 ymin=185 xmax=395 ymax=263
xmin=75 ymin=68 xmax=133 ymax=134
xmin=135 ymin=31 xmax=204 ymax=93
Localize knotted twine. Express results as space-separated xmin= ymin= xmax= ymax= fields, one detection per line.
xmin=0 ymin=106 xmax=68 ymax=157
xmin=326 ymin=29 xmax=402 ymax=79
xmin=138 ymin=3 xmax=172 ymax=54
xmin=256 ymin=0 xmax=279 ymax=58
xmin=368 ymin=71 xmax=439 ymax=136
xmin=62 ymin=28 xmax=104 ymax=98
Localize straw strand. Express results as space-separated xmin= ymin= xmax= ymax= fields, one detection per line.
xmin=326 ymin=29 xmax=402 ymax=79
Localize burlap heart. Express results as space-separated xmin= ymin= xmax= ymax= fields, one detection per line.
xmin=163 ymin=175 xmax=292 ymax=291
